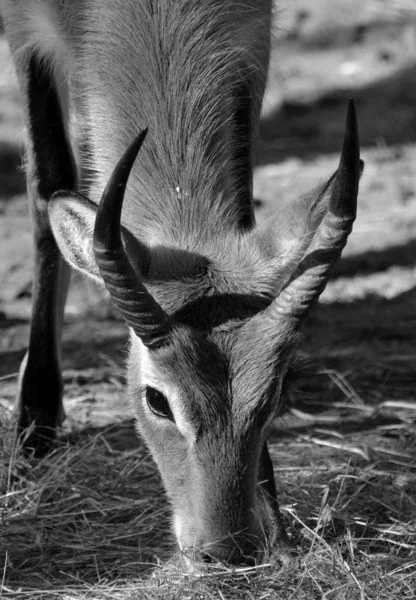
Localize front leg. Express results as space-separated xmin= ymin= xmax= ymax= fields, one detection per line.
xmin=12 ymin=52 xmax=77 ymax=456
xmin=16 ymin=227 xmax=70 ymax=456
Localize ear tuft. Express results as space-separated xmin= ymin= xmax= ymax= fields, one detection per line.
xmin=49 ymin=191 xmax=102 ymax=283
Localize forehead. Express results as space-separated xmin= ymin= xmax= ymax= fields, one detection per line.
xmin=153 ymin=327 xmax=230 ymax=402
xmin=145 ymin=240 xmax=276 ymax=332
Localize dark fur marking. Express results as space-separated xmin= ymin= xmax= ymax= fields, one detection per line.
xmin=27 ymin=54 xmax=76 ymax=199
xmin=172 ymin=291 xmax=271 ymax=331
xmin=231 ymin=78 xmax=254 ymax=230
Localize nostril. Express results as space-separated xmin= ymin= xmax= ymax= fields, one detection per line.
xmin=201 ymin=552 xmax=212 ymax=564
xmin=189 ymin=533 xmax=263 ymax=567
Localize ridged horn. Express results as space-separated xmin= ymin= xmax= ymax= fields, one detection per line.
xmin=266 ymin=99 xmax=361 ymax=322
xmin=93 ymin=129 xmax=172 ymax=349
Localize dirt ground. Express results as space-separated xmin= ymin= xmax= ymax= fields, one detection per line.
xmin=1 ymin=1 xmax=416 ymax=599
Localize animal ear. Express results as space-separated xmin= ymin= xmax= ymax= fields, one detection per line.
xmin=49 ymin=191 xmax=151 ymax=284
xmin=49 ymin=191 xmax=102 ymax=283
xmin=255 ymin=161 xmax=364 ymax=276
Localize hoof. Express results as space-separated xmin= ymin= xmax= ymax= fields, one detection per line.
xmin=16 ymin=352 xmax=64 ymax=457
xmin=17 ymin=421 xmax=59 ymax=458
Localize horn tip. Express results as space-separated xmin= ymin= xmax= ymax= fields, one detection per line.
xmin=345 ymin=98 xmax=358 ymax=141
xmin=329 ymin=99 xmax=360 ymax=219
xmin=132 ymin=127 xmax=149 ymax=150
xmin=347 ymin=97 xmax=355 ymax=111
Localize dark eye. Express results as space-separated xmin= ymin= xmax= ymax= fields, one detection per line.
xmin=146 ymin=386 xmax=174 ymax=421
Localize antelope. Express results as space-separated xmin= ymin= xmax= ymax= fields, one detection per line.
xmin=1 ymin=0 xmax=361 ymax=566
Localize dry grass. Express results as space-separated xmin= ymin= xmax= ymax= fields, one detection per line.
xmin=1 ymin=370 xmax=415 ymax=600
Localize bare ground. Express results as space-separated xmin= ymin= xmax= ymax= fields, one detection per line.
xmin=1 ymin=2 xmax=416 ymax=598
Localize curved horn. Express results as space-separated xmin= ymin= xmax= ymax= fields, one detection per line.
xmin=266 ymin=99 xmax=361 ymax=323
xmin=93 ymin=129 xmax=172 ymax=348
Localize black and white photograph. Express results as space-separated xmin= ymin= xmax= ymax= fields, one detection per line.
xmin=0 ymin=1 xmax=415 ymax=598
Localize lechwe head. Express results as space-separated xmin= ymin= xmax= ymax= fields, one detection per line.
xmin=49 ymin=100 xmax=361 ymax=565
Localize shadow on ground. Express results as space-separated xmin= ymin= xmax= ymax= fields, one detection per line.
xmin=331 ymin=239 xmax=416 ymax=277
xmin=259 ymin=63 xmax=416 ymax=164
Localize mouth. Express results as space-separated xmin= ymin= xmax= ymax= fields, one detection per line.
xmin=158 ymin=542 xmax=292 ymax=579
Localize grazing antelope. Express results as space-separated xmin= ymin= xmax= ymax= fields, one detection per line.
xmin=1 ymin=0 xmax=361 ymax=566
